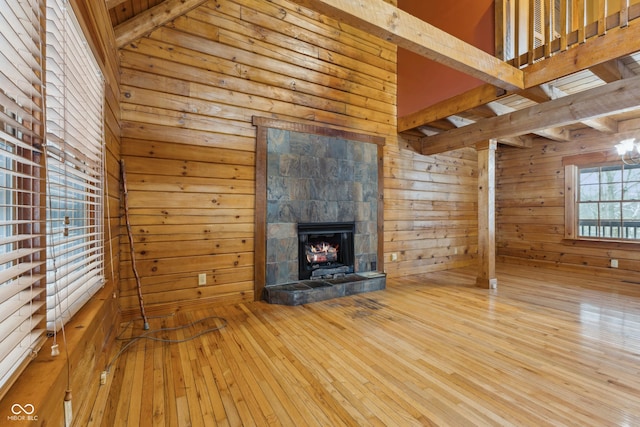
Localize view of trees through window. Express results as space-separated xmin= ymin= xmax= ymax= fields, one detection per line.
xmin=578 ymin=164 xmax=640 ymax=240
xmin=0 ymin=142 xmax=12 ymax=260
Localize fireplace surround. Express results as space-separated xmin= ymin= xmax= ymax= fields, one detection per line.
xmin=254 ymin=117 xmax=385 ymax=303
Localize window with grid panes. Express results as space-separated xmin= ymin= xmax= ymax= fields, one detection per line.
xmin=577 ymin=164 xmax=640 ymax=240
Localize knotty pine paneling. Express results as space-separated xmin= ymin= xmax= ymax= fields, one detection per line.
xmin=385 ymin=135 xmax=478 ymax=278
xmin=118 ymin=0 xmax=477 ymax=315
xmin=497 ymin=135 xmax=640 ymax=278
xmin=108 ymin=0 xmax=166 ymax=26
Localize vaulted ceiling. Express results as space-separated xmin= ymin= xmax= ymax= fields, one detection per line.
xmin=106 ymin=0 xmax=640 ymax=155
xmin=107 ymin=0 xmax=165 ymax=25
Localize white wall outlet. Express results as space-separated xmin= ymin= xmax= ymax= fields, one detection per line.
xmin=198 ymin=273 xmax=207 ymax=285
xmin=390 ymin=253 xmax=398 ymax=261
xmin=610 ymin=259 xmax=618 ymax=268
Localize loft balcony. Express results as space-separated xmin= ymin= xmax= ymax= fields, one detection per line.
xmin=400 ymin=0 xmax=640 ymax=157
xmin=498 ymin=0 xmax=640 ymax=66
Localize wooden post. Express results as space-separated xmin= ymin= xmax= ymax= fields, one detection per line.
xmin=495 ymin=0 xmax=508 ymax=60
xmin=476 ymin=140 xmax=498 ymax=289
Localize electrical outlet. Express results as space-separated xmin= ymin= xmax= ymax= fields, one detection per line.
xmin=390 ymin=253 xmax=398 ymax=262
xmin=100 ymin=371 xmax=107 ymax=385
xmin=198 ymin=273 xmax=207 ymax=286
xmin=610 ymin=259 xmax=618 ymax=268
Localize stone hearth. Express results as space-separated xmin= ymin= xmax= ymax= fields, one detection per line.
xmin=264 ymin=272 xmax=386 ymax=305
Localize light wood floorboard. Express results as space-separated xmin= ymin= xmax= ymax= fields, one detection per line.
xmin=89 ymin=264 xmax=640 ymax=426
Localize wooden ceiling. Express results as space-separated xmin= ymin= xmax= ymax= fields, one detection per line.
xmin=106 ymin=0 xmax=640 ymax=155
xmin=107 ymin=0 xmax=165 ymax=26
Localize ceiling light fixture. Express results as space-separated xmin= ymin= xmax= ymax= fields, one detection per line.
xmin=615 ymin=138 xmax=640 ymax=165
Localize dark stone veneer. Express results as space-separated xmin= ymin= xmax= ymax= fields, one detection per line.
xmin=265 ymin=128 xmax=379 ymax=287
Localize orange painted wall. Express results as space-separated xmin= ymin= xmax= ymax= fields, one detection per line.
xmin=397 ymin=0 xmax=495 ymax=117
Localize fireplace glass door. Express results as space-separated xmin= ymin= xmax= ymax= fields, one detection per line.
xmin=298 ymin=222 xmax=355 ymax=280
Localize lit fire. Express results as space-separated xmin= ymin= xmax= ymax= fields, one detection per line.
xmin=306 ymin=242 xmax=338 ymax=263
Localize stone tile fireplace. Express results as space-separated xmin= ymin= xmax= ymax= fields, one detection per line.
xmin=253 ymin=117 xmax=386 ymax=304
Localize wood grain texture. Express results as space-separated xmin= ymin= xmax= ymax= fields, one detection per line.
xmin=421 ymin=73 xmax=640 ymax=155
xmin=400 ymin=4 xmax=640 ymax=134
xmin=90 ymin=264 xmax=640 ymax=426
xmin=117 ymin=0 xmax=473 ymax=314
xmin=476 ymin=140 xmax=497 ymax=288
xmin=114 ymin=0 xmax=210 ymax=48
xmin=385 ymin=133 xmax=478 ymax=278
xmin=287 ymin=0 xmax=524 ymax=91
xmin=497 ymin=132 xmax=640 ymax=278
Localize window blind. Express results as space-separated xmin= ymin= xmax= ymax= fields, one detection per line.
xmin=0 ymin=0 xmax=47 ymax=400
xmin=45 ymin=0 xmax=104 ymax=332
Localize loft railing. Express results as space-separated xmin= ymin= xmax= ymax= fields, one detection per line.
xmin=496 ymin=0 xmax=640 ymax=67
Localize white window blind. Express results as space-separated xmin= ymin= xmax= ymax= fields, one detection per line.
xmin=0 ymin=0 xmax=48 ymax=400
xmin=45 ymin=0 xmax=104 ymax=332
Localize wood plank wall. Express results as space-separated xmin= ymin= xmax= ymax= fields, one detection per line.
xmin=386 ymin=136 xmax=479 ymax=277
xmin=497 ymin=133 xmax=640 ymax=278
xmin=118 ymin=0 xmax=479 ymax=317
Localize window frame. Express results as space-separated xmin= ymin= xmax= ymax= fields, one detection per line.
xmin=564 ymin=151 xmax=640 ymax=243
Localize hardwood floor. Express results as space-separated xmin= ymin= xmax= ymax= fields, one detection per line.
xmin=89 ymin=264 xmax=640 ymax=426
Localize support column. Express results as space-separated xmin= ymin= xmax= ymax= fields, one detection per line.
xmin=476 ymin=140 xmax=498 ymax=289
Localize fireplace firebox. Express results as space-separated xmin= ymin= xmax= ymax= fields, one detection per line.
xmin=298 ymin=222 xmax=355 ymax=280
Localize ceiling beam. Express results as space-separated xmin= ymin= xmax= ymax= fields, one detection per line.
xmin=288 ymin=0 xmax=524 ymax=92
xmin=495 ymin=135 xmax=534 ymax=148
xmin=399 ymin=21 xmax=640 ymax=134
xmin=420 ymin=74 xmax=640 ymax=155
xmin=570 ymin=117 xmax=640 ymax=140
xmin=518 ymin=86 xmax=551 ymax=103
xmin=398 ymin=85 xmax=507 ymax=132
xmin=446 ymin=113 xmax=532 ymax=148
xmin=530 ymin=128 xmax=572 ymax=142
xmin=589 ymin=59 xmax=635 ymax=83
xmin=525 ymin=23 xmax=640 ymax=87
xmin=487 ymin=99 xmax=570 ymax=142
xmin=105 ymin=0 xmax=127 ymax=10
xmin=114 ymin=0 xmax=209 ymax=48
xmin=543 ymin=83 xmax=620 ymax=134
xmin=582 ymin=116 xmax=619 ymax=134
